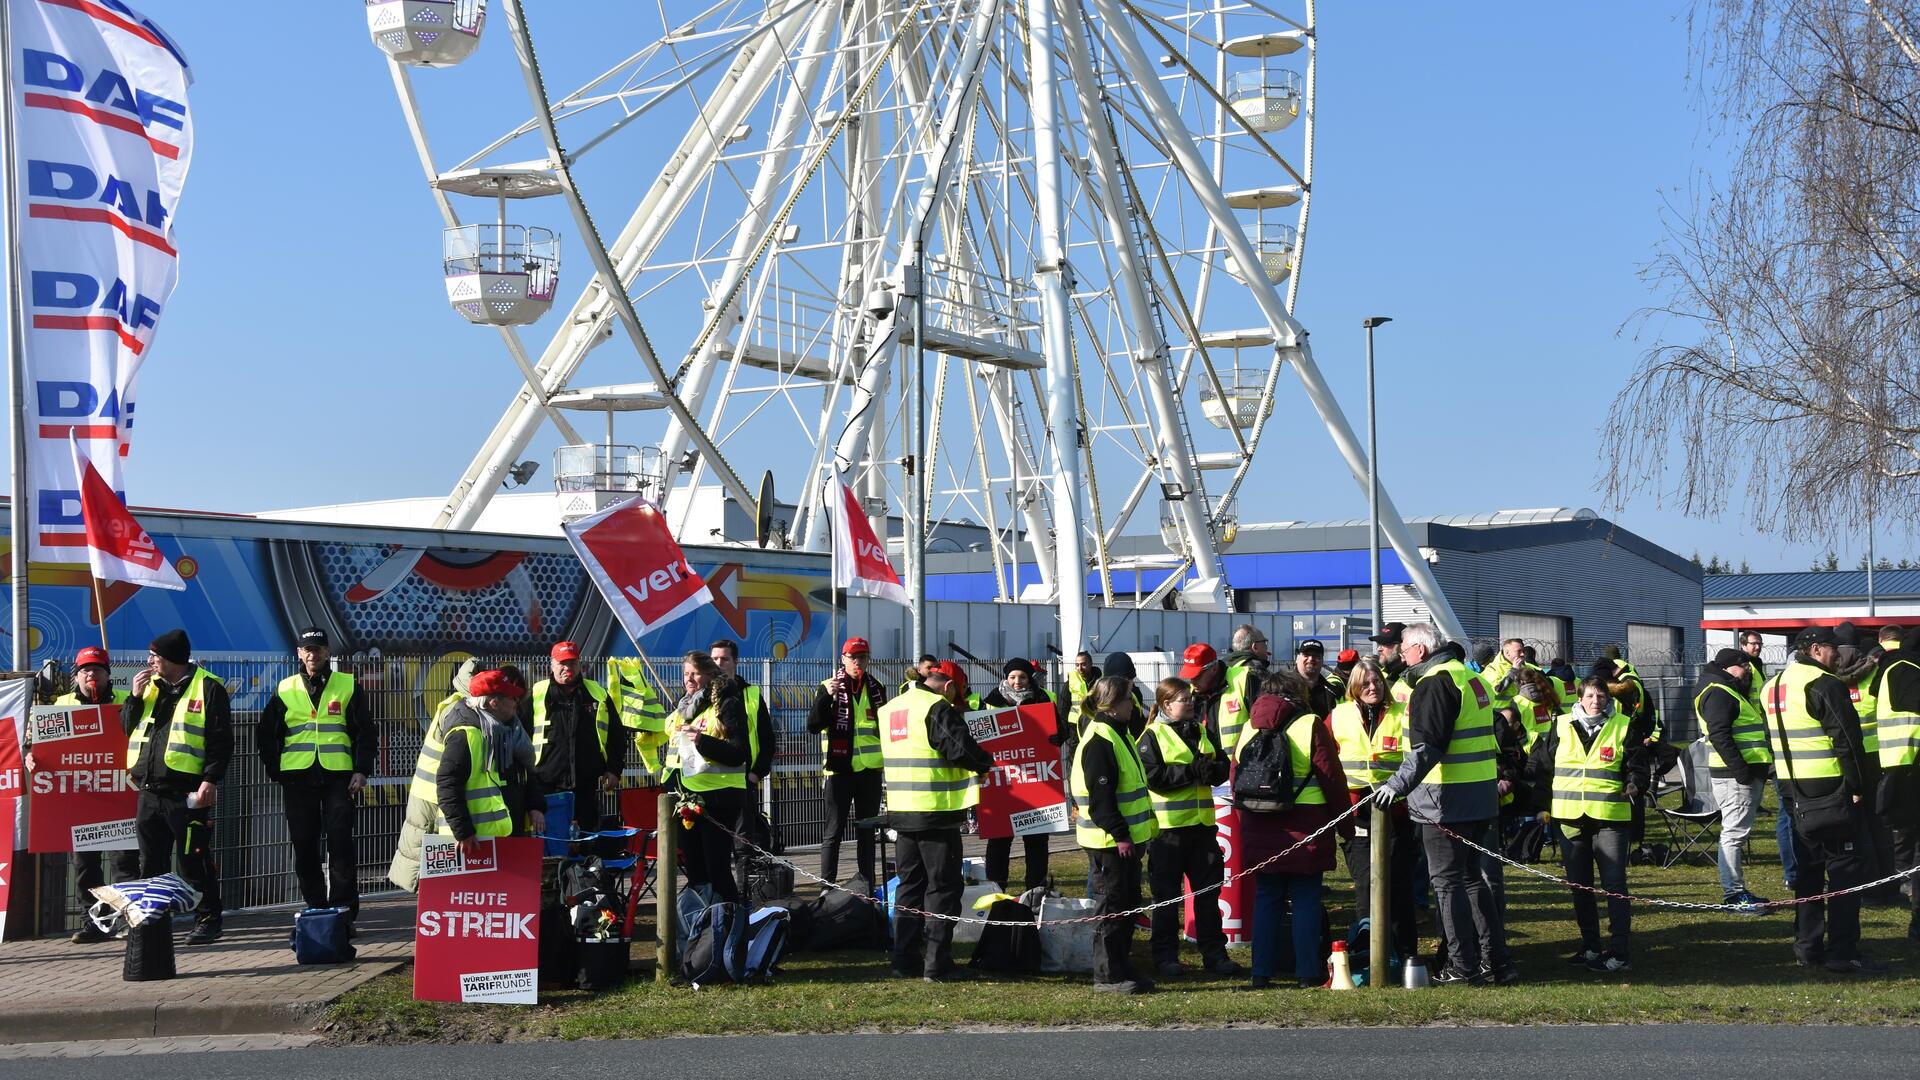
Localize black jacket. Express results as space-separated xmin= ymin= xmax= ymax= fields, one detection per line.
xmin=886 ymin=695 xmax=993 ymax=832
xmin=806 ymin=673 xmax=888 ymax=772
xmin=1774 ymin=656 xmax=1870 ymax=800
xmin=435 ymin=707 xmax=544 ymax=842
xmin=1696 ymin=664 xmax=1764 ymax=784
xmin=122 ymin=666 xmax=233 ymax=792
xmin=518 ymin=678 xmax=623 ymax=790
xmin=676 ymin=685 xmax=753 ymax=775
xmin=257 ymin=667 xmax=376 ymax=783
xmin=1075 ymin=717 xmax=1145 ymax=846
xmin=1138 ymin=716 xmax=1228 ymax=794
xmin=1523 ymin=709 xmax=1653 ymax=824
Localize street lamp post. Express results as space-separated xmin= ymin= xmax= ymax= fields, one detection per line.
xmin=1361 ymin=314 xmax=1390 ymax=990
xmin=1362 ymin=317 xmax=1391 ymax=636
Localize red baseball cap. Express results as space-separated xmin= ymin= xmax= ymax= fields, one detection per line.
xmin=1178 ymin=642 xmax=1217 ymax=679
xmin=469 ymin=669 xmax=527 ymax=698
xmin=932 ymin=660 xmax=968 ymax=693
xmin=1337 ymin=648 xmax=1359 ymax=665
xmin=550 ymin=641 xmax=581 ymax=662
xmin=842 ymin=637 xmax=871 ymax=656
xmin=74 ymin=646 xmax=109 ymax=670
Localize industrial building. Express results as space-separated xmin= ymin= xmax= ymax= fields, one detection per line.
xmin=1703 ymin=569 xmax=1920 ymax=660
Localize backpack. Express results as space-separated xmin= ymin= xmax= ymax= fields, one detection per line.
xmin=289 ymin=907 xmax=355 ymax=965
xmin=680 ymin=901 xmax=748 ymax=986
xmin=1232 ymin=717 xmax=1313 ymax=812
xmin=803 ymin=877 xmax=886 ymax=951
xmin=969 ymin=899 xmax=1041 ymax=974
xmin=743 ymin=907 xmax=790 ymax=980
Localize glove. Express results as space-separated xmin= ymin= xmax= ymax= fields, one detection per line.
xmin=1372 ymin=785 xmax=1399 ymax=808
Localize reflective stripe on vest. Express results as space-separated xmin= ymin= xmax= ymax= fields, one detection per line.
xmin=1073 ymin=718 xmax=1158 ymax=847
xmin=126 ymin=667 xmax=218 ymax=775
xmin=680 ymin=702 xmax=747 ymax=793
xmin=433 ymin=725 xmax=512 ymax=837
xmin=1877 ymin=651 xmax=1920 ymax=769
xmin=881 ymin=687 xmax=978 ymax=814
xmin=1694 ymin=681 xmax=1772 ymax=770
xmin=531 ymin=678 xmax=610 ymax=764
xmin=1217 ymin=663 xmax=1256 ymax=754
xmin=1550 ymin=711 xmax=1633 ymax=823
xmin=819 ymin=678 xmax=883 ymax=771
xmin=275 ymin=671 xmax=356 ymax=773
xmin=1851 ymin=677 xmax=1880 ymax=755
xmin=1764 ymin=663 xmax=1843 ymax=782
xmin=1416 ymin=660 xmax=1498 ymax=790
xmin=1144 ymin=719 xmax=1218 ymax=828
xmin=1067 ymin=670 xmax=1094 ymax=711
xmin=1328 ymin=700 xmax=1405 ymax=789
xmin=409 ymin=694 xmax=462 ymax=804
xmin=1232 ymin=708 xmax=1328 ymax=807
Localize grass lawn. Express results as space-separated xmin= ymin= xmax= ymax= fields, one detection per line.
xmin=325 ymin=806 xmax=1920 ymax=1043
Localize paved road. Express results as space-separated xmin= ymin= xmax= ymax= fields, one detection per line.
xmin=0 ymin=1025 xmax=1914 ymax=1075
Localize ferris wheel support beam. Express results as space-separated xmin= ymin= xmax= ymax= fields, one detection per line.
xmin=434 ymin=3 xmax=810 ymax=530
xmin=1081 ymin=0 xmax=1467 ymax=641
xmin=654 ymin=0 xmax=839 ymax=503
xmin=1055 ymin=0 xmax=1224 ymax=609
xmin=1026 ymin=0 xmax=1090 ymax=651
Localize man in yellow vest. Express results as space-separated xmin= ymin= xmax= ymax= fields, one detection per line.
xmin=1374 ymin=623 xmax=1514 ymax=985
xmin=1139 ymin=675 xmax=1237 ymax=979
xmin=710 ymin=639 xmax=775 ymax=784
xmin=1370 ymin=621 xmax=1409 ymax=679
xmin=1216 ymin=625 xmax=1272 ymax=756
xmin=1738 ymin=628 xmax=1798 ymax=890
xmin=1871 ymin=626 xmax=1920 ymax=941
xmin=45 ymin=647 xmax=137 ymax=943
xmin=1695 ymin=647 xmax=1773 ymax=909
xmin=883 ymin=662 xmax=992 ymax=982
xmin=1764 ymin=625 xmax=1882 ymax=974
xmin=259 ymin=628 xmax=373 ymax=923
xmin=808 ymin=637 xmax=889 ymax=883
xmin=520 ymin=641 xmax=621 ymax=832
xmin=125 ymin=629 xmax=231 ymax=945
xmin=900 ymin=653 xmax=938 ymax=697
xmin=435 ymin=669 xmax=545 ymax=857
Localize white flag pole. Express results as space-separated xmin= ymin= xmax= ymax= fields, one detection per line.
xmin=0 ymin=0 xmax=31 ymax=672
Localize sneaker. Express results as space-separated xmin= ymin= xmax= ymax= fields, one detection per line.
xmin=1248 ymin=975 xmax=1272 ymax=989
xmin=1565 ymin=948 xmax=1602 ymax=967
xmin=1295 ymin=977 xmax=1324 ymax=989
xmin=1092 ymin=980 xmax=1141 ymax=994
xmin=1431 ymin=966 xmax=1485 ymax=987
xmin=183 ymin=919 xmax=222 ymax=946
xmin=1586 ymin=951 xmax=1631 ymax=974
xmin=1484 ymin=962 xmax=1521 ymax=985
xmin=1824 ymin=956 xmax=1889 ymax=975
xmin=1205 ymin=955 xmax=1244 ymax=977
xmin=1156 ymin=960 xmax=1184 ymax=979
xmin=1132 ymin=978 xmax=1157 ymax=993
xmin=69 ymin=923 xmax=111 ymax=945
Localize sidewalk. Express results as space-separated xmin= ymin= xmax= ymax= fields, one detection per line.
xmin=0 ymin=897 xmax=413 ymax=1044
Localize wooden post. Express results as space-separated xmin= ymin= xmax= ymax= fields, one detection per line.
xmin=1369 ymin=798 xmax=1389 ymax=988
xmin=654 ymin=790 xmax=676 ymax=982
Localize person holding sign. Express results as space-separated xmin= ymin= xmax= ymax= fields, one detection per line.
xmin=1074 ymin=676 xmax=1160 ymax=994
xmin=45 ymin=647 xmax=136 ymax=944
xmin=434 ymin=670 xmax=545 ymax=853
xmin=125 ymin=630 xmax=231 ymax=945
xmin=259 ymin=629 xmax=374 ymax=925
xmin=1139 ymin=676 xmax=1238 ymax=979
xmin=671 ymin=652 xmax=753 ymax=903
xmin=979 ymin=658 xmax=1056 ymax=891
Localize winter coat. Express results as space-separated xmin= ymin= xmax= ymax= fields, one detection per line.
xmin=1236 ymin=694 xmax=1348 ymax=874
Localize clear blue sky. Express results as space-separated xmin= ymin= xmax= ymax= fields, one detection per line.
xmin=6 ymin=1 xmax=1870 ymax=573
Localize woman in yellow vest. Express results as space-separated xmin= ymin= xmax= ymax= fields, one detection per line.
xmin=672 ymin=650 xmax=753 ymax=904
xmin=1329 ymin=659 xmax=1417 ymax=964
xmin=433 ymin=669 xmax=545 ymax=858
xmin=1072 ymin=676 xmax=1159 ymax=993
xmin=1523 ymin=677 xmax=1649 ymax=974
xmin=1238 ymin=670 xmax=1349 ymax=988
xmin=1139 ymin=676 xmax=1239 ymax=979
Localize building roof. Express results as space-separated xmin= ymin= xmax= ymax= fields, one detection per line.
xmin=1704 ymin=569 xmax=1920 ymax=603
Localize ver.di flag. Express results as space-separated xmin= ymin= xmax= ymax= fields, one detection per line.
xmin=5 ymin=0 xmax=194 ymax=560
xmin=69 ymin=433 xmax=183 ymax=590
xmin=563 ymin=495 xmax=712 ymax=641
xmin=830 ymin=476 xmax=906 ymax=605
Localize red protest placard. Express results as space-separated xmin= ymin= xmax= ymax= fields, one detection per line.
xmin=415 ymin=835 xmax=542 ymax=1005
xmin=967 ymin=703 xmax=1068 ymax=840
xmin=27 ymin=705 xmax=137 ymax=854
xmin=0 ymin=682 xmax=23 ymax=941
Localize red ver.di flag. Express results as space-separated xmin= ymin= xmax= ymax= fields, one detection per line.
xmin=415 ymin=835 xmax=541 ymax=1004
xmin=966 ymin=703 xmax=1067 ymax=839
xmin=563 ymin=496 xmax=712 ymax=642
xmin=26 ymin=703 xmax=135 ymax=853
xmin=830 ymin=476 xmax=907 ymax=605
xmin=69 ymin=434 xmax=183 ymax=589
xmin=0 ymin=678 xmax=30 ymax=940
xmin=5 ymin=0 xmax=194 ymax=560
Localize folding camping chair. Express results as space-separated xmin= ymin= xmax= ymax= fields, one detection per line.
xmin=1655 ymin=739 xmax=1721 ymax=869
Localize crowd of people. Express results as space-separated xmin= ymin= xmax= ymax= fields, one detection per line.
xmin=36 ymin=614 xmax=1918 ymax=992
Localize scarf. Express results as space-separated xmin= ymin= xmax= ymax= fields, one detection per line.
xmin=997 ymin=679 xmax=1042 ymax=707
xmin=826 ymin=671 xmax=861 ymax=770
xmin=675 ymin=686 xmax=707 ymax=721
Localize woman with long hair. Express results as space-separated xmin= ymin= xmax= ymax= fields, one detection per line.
xmin=673 ymin=650 xmax=752 ymax=903
xmin=1072 ymin=675 xmax=1159 ymax=993
xmin=1139 ymin=676 xmax=1239 ymax=977
xmin=1326 ymin=659 xmax=1418 ymax=963
xmin=980 ymin=658 xmax=1056 ymax=890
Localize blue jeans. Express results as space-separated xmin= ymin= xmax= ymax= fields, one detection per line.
xmin=1251 ymin=873 xmax=1323 ymax=983
xmin=1773 ymin=778 xmax=1798 ymax=888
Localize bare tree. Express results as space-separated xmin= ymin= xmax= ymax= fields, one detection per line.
xmin=1607 ymin=1 xmax=1920 ymax=541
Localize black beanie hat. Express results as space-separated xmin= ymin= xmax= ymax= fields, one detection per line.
xmin=1002 ymin=657 xmax=1035 ymax=677
xmin=1712 ymin=648 xmax=1749 ymax=670
xmin=150 ymin=629 xmax=190 ymax=665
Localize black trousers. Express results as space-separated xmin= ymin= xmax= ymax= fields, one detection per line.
xmin=893 ymin=828 xmax=963 ymax=976
xmin=1884 ymin=764 xmax=1920 ymax=917
xmin=135 ymin=788 xmax=222 ymax=920
xmin=1341 ymin=811 xmax=1419 ymax=960
xmin=1786 ymin=796 xmax=1868 ymax=963
xmin=282 ymin=773 xmax=359 ymax=915
xmin=1420 ymin=819 xmax=1507 ymax=973
xmin=984 ymin=833 xmax=1052 ymax=892
xmin=1086 ymin=845 xmax=1144 ymax=985
xmin=1560 ymin=821 xmax=1631 ymax=958
xmin=821 ymin=768 xmax=883 ymax=883
xmin=682 ymin=787 xmax=745 ymax=904
xmin=74 ymin=848 xmax=140 ymax=901
xmin=1148 ymin=824 xmax=1226 ymax=964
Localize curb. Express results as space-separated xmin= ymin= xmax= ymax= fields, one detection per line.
xmin=0 ymin=960 xmax=404 ymax=1044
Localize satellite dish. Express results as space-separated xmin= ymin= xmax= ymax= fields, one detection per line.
xmin=755 ymin=471 xmax=775 ymax=548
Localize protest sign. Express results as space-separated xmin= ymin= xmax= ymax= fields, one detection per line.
xmin=414 ymin=835 xmax=541 ymax=1004
xmin=27 ymin=704 xmax=136 ymax=852
xmin=967 ymin=703 xmax=1067 ymax=839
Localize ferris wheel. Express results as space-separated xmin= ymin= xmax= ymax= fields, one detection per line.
xmin=363 ymin=0 xmax=1464 ymax=647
